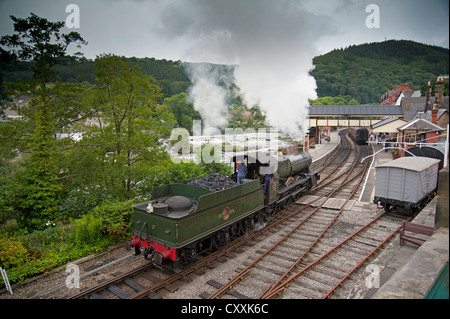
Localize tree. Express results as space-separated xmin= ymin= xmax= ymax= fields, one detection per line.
xmin=163 ymin=92 xmax=200 ymax=133
xmin=0 ymin=13 xmax=86 ymax=231
xmin=309 ymin=95 xmax=360 ymax=106
xmin=69 ymin=54 xmax=176 ymax=199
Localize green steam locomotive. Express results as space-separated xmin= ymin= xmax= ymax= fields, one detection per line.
xmin=127 ymin=151 xmax=319 ymax=271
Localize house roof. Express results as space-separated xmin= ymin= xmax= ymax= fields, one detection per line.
xmin=415 ymin=109 xmax=448 ymax=122
xmin=397 ymin=118 xmax=444 ymax=132
xmin=401 ymin=96 xmax=449 ymax=121
xmin=308 ymin=105 xmax=403 ymax=116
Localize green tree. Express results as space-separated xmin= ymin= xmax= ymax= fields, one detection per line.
xmin=0 ymin=13 xmax=86 ymax=231
xmin=309 ymin=95 xmax=360 ymax=105
xmin=163 ymin=92 xmax=200 ymax=133
xmin=70 ymin=54 xmax=176 ymax=199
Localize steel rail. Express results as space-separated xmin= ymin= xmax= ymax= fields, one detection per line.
xmin=260 ymin=210 xmax=388 ymax=299
xmin=259 ymin=150 xmax=370 ymax=299
xmin=69 ymin=262 xmax=154 ymax=299
xmin=208 ymin=136 xmax=369 ymax=299
xmin=322 ymin=222 xmax=404 ymax=299
xmin=313 ymin=136 xmax=344 ymax=174
xmin=312 ymin=134 xmax=353 ymax=189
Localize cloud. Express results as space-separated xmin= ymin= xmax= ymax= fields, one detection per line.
xmin=2 ymin=0 xmax=448 ymax=133
xmin=157 ymin=0 xmax=337 ymax=136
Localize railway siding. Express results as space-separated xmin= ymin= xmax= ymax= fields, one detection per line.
xmin=2 ymin=129 xmax=446 ymax=300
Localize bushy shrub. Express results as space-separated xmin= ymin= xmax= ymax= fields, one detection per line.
xmin=71 ymin=214 xmax=104 ymax=246
xmin=91 ymin=199 xmax=133 ymax=242
xmin=0 ymin=237 xmax=29 ymax=269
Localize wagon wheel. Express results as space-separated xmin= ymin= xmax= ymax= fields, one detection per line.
xmin=180 ymin=247 xmax=197 ymax=267
xmin=230 ymin=223 xmax=239 ymax=237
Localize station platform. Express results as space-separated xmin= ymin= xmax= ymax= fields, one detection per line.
xmin=306 ymin=131 xmax=449 ymax=299
xmin=363 ymin=144 xmax=448 ymax=299
xmin=308 ymin=129 xmax=341 ymax=166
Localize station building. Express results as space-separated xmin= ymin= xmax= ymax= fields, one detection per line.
xmin=306 ymin=78 xmax=449 ymax=166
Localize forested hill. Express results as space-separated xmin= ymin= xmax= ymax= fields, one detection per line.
xmin=2 ymin=40 xmax=449 ymax=105
xmin=1 ymin=57 xmax=191 ymax=103
xmin=311 ymin=40 xmax=449 ymax=104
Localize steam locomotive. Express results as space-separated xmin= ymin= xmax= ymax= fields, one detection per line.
xmin=127 ymin=151 xmax=319 ymax=271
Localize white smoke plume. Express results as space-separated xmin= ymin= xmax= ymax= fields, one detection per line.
xmin=158 ymin=0 xmax=336 ymax=136
xmin=184 ymin=63 xmax=232 ymax=131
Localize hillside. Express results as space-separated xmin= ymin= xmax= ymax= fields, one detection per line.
xmin=2 ymin=40 xmax=449 ymax=105
xmin=311 ymin=40 xmax=449 ymax=104
xmin=0 ymin=57 xmax=191 ymax=103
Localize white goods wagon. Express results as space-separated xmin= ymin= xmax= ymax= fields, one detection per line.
xmin=373 ymin=156 xmax=440 ymax=213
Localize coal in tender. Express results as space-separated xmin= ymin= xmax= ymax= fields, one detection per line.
xmin=184 ymin=173 xmax=237 ymax=192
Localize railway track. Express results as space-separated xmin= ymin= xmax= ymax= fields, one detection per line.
xmin=68 ymin=130 xmax=405 ymax=300
xmin=67 ymin=138 xmax=344 ymax=298
xmin=260 ymin=213 xmax=404 ymax=299
xmin=205 ymin=132 xmax=379 ymax=299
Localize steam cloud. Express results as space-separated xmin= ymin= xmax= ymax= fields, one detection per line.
xmin=184 ymin=63 xmax=231 ymax=130
xmin=159 ymin=0 xmax=335 ymax=137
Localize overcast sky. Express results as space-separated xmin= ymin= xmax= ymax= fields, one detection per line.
xmin=0 ymin=0 xmax=448 ymax=62
xmin=1 ymin=0 xmax=448 ymax=134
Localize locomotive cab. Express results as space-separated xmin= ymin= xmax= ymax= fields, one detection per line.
xmin=232 ymin=152 xmax=279 ymax=203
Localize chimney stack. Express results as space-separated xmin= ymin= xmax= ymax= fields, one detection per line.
xmin=431 ymin=109 xmax=438 ymax=124
xmin=425 ymin=81 xmax=433 ymax=111
xmin=433 ymin=77 xmax=445 ymax=110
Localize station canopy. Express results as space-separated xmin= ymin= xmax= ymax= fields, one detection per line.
xmin=308 ymin=105 xmax=403 ymax=117
xmin=371 ymin=117 xmax=408 ymax=133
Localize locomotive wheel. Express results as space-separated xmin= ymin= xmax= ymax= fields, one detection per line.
xmin=238 ymin=220 xmax=247 ymax=235
xmin=292 ymin=190 xmax=302 ymax=201
xmin=212 ymin=231 xmax=229 ymax=250
xmin=279 ymin=196 xmax=292 ymax=209
xmin=265 ymin=204 xmax=277 ymax=220
xmin=212 ymin=235 xmax=223 ymax=250
xmin=285 ymin=176 xmax=294 ymax=187
xmin=245 ymin=217 xmax=255 ymax=233
xmin=230 ymin=223 xmax=239 ymax=237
